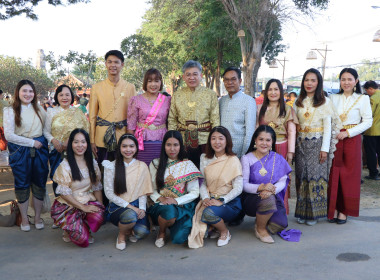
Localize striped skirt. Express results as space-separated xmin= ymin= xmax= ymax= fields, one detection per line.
xmin=51 ymin=200 xmax=105 ymax=247
xmin=137 ymin=141 xmax=162 ymax=166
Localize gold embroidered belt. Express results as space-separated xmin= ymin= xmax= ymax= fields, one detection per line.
xmin=298 ymin=126 xmax=323 ymax=133
xmin=178 ymin=121 xmax=211 ymax=132
xmin=343 ymin=124 xmax=357 ymax=130
xmin=137 ymin=122 xmax=166 ymax=130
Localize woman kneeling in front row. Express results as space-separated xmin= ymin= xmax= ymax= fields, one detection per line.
xmin=240 ymin=125 xmax=291 ymax=243
xmin=51 ymin=129 xmax=104 ymax=247
xmin=103 ymin=134 xmax=153 ymax=250
xmin=188 ymin=126 xmax=243 ymax=248
xmin=148 ymin=130 xmax=202 ymax=248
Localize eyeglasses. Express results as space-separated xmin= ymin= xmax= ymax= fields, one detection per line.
xmin=223 ymin=77 xmax=238 ymax=83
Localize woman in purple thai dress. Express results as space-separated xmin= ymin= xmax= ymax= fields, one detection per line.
xmin=127 ymin=68 xmax=171 ymax=165
xmin=240 ymin=125 xmax=291 ymax=244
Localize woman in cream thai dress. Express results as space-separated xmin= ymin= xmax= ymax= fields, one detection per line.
xmin=328 ymin=68 xmax=372 ymax=224
xmin=293 ymin=68 xmax=340 ymax=226
xmin=103 ymin=134 xmax=153 ymax=250
xmin=188 ymin=126 xmax=242 ymax=248
xmin=51 ymin=129 xmax=104 ymax=247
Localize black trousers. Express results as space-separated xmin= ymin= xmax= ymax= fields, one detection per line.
xmin=363 ymin=135 xmax=380 ymax=177
xmin=186 ymin=144 xmax=206 ymax=169
xmin=96 ymin=147 xmax=116 ymax=207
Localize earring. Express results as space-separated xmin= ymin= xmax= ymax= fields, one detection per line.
xmin=354 ymin=86 xmax=356 ymax=92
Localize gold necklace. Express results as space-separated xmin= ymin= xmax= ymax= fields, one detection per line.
xmin=254 ymin=151 xmax=270 ymax=176
xmin=339 ymin=94 xmax=363 ymax=122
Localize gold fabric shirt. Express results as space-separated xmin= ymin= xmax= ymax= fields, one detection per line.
xmin=89 ymin=78 xmax=136 ymax=147
xmin=51 ymin=107 xmax=89 ymax=142
xmin=364 ymin=90 xmax=380 ymax=136
xmin=258 ymin=104 xmax=298 ymax=142
xmin=168 ymin=85 xmax=220 ymax=145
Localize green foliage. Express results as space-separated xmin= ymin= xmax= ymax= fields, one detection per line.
xmin=0 ymin=0 xmax=90 ymax=20
xmin=122 ymin=0 xmax=242 ymax=93
xmin=45 ymin=50 xmax=97 ymax=89
xmin=0 ymin=55 xmax=54 ymax=95
xmin=292 ymin=0 xmax=329 ymax=14
xmin=356 ymin=59 xmax=380 ymax=81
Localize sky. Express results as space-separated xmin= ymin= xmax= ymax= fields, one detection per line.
xmin=0 ymin=0 xmax=379 ymax=82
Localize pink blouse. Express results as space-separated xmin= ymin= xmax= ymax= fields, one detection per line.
xmin=127 ymin=94 xmax=171 ymax=142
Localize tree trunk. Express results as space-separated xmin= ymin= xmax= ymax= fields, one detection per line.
xmin=215 ymin=47 xmax=223 ymax=96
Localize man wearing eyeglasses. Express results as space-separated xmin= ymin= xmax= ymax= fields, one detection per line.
xmin=219 ymin=67 xmax=256 ymax=158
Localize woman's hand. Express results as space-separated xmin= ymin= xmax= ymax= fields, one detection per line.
xmin=81 ymin=204 xmax=101 ymax=213
xmin=202 ymin=198 xmax=212 ymax=207
xmin=158 ymin=197 xmax=178 ymax=205
xmin=337 ymin=131 xmax=349 ymax=141
xmin=319 ymin=151 xmax=328 ymax=164
xmin=259 ymin=190 xmax=273 ymax=200
xmin=263 ymin=183 xmax=276 ymax=194
xmin=62 ymin=140 xmax=68 ymax=151
xmin=51 ymin=139 xmax=63 ymax=153
xmin=286 ymin=152 xmax=294 ymax=165
xmin=209 ymin=199 xmax=223 ymax=206
xmin=33 ymin=140 xmax=43 ymax=149
xmin=129 ymin=205 xmax=145 ymax=219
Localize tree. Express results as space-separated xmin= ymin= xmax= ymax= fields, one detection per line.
xmin=0 ymin=0 xmax=90 ymax=20
xmin=219 ymin=0 xmax=329 ymax=96
xmin=0 ymin=55 xmax=54 ymax=95
xmin=45 ymin=50 xmax=97 ymax=90
xmin=356 ymin=59 xmax=380 ymax=81
xmin=136 ymin=0 xmax=243 ymax=95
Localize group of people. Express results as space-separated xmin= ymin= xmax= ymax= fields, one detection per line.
xmin=1 ymin=49 xmax=378 ymax=250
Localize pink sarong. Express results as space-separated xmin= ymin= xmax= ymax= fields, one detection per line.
xmin=51 ymin=200 xmax=105 ymax=248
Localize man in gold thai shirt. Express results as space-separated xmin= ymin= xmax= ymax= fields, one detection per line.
xmin=89 ymin=50 xmax=136 ymax=162
xmin=168 ymin=60 xmax=220 ymax=168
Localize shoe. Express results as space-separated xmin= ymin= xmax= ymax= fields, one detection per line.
xmin=116 ymin=237 xmax=126 ymax=250
xmin=254 ymin=225 xmax=274 ymax=244
xmin=88 ymin=236 xmax=94 ymax=244
xmin=128 ymin=235 xmax=138 ymax=243
xmin=155 ymin=237 xmax=165 ymax=248
xmin=327 ymin=218 xmax=337 ymax=223
xmin=35 ymin=220 xmax=44 ymax=230
xmin=51 ymin=224 xmax=59 ymax=229
xmin=336 ymin=218 xmax=347 ymax=224
xmin=62 ymin=233 xmax=71 ymax=243
xmin=365 ymin=175 xmax=380 ymax=181
xmin=297 ymin=218 xmax=306 ymax=224
xmin=208 ymin=230 xmax=220 ymax=239
xmin=20 ymin=223 xmax=30 ymax=232
xmin=217 ymin=231 xmax=231 ymax=247
xmin=306 ymin=220 xmax=318 ymax=226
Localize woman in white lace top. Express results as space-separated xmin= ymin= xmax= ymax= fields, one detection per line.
xmin=3 ymin=80 xmax=48 ymax=232
xmin=103 ymin=134 xmax=153 ymax=251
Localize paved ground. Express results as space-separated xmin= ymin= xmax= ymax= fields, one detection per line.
xmin=0 ymin=167 xmax=379 ymax=280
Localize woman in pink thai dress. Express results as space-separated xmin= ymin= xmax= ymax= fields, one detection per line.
xmin=127 ymin=68 xmax=171 ymax=165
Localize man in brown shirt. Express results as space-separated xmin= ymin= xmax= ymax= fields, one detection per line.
xmin=89 ymin=50 xmax=136 ymax=162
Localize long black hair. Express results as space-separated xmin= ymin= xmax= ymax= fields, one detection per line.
xmin=259 ymin=79 xmax=286 ymax=122
xmin=295 ymin=68 xmax=326 ymax=108
xmin=155 ymin=130 xmax=187 ymax=191
xmin=114 ymin=134 xmax=139 ymax=196
xmin=246 ymin=125 xmax=277 ymax=154
xmin=66 ymin=129 xmax=97 ymax=184
xmin=338 ymin=68 xmax=362 ymax=94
